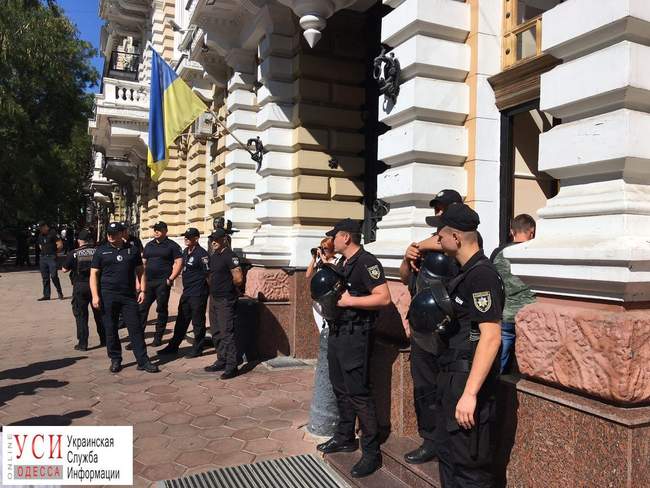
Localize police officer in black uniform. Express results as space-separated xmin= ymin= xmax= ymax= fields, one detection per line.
xmin=36 ymin=222 xmax=64 ymax=301
xmin=316 ymin=218 xmax=391 ymax=478
xmin=399 ymin=189 xmax=462 ymax=465
xmin=426 ymin=204 xmax=504 ymax=488
xmin=62 ymin=229 xmax=105 ymax=351
xmin=140 ymin=221 xmax=183 ymax=346
xmin=123 ymin=222 xmax=143 ymax=255
xmin=204 ymin=228 xmax=244 ymax=379
xmin=90 ymin=222 xmax=159 ymax=373
xmin=158 ymin=228 xmax=210 ymax=358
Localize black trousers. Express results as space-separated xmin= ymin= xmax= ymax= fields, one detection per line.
xmin=327 ymin=324 xmax=379 ymax=456
xmin=410 ymin=340 xmax=440 ymax=445
xmin=101 ymin=291 xmax=150 ymax=366
xmin=434 ymin=370 xmax=497 ymax=488
xmin=39 ymin=255 xmax=62 ymax=298
xmin=72 ymin=282 xmax=104 ymax=347
xmin=139 ymin=279 xmax=171 ymax=333
xmin=167 ymin=294 xmax=208 ymax=351
xmin=209 ymin=296 xmax=238 ymax=370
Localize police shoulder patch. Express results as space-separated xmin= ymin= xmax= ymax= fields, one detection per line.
xmin=232 ymin=256 xmax=240 ymax=266
xmin=201 ymin=256 xmax=209 ymax=263
xmin=367 ymin=264 xmax=381 ymax=280
xmin=472 ymin=291 xmax=492 ymax=313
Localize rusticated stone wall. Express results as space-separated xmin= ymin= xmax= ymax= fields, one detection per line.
xmin=516 ymin=300 xmax=650 ymax=405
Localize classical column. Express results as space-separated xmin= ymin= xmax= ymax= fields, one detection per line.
xmin=504 ymin=1 xmax=650 ymax=484
xmin=367 ymin=0 xmax=471 ymax=273
xmin=224 ymin=49 xmax=260 ymax=251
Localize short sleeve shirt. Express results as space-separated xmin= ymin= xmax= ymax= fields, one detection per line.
xmin=209 ymin=248 xmax=241 ymax=299
xmin=448 ymin=251 xmax=504 ymax=349
xmin=63 ymin=245 xmax=96 ymax=284
xmin=91 ymin=241 xmax=143 ymax=295
xmin=38 ymin=230 xmax=59 ymax=255
xmin=182 ymin=245 xmax=210 ymax=297
xmin=338 ymin=247 xmax=386 ymax=297
xmin=143 ymin=238 xmax=182 ymax=281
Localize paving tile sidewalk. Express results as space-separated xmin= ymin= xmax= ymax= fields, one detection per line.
xmin=0 ymin=269 xmax=319 ymax=487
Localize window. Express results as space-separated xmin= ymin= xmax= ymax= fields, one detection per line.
xmin=502 ymin=0 xmax=564 ymax=69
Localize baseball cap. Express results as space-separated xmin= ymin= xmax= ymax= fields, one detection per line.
xmin=425 ymin=203 xmax=480 ymax=231
xmin=210 ymin=228 xmax=227 ymax=240
xmin=152 ymin=221 xmax=168 ymax=231
xmin=183 ymin=227 xmax=200 ymax=238
xmin=106 ymin=222 xmax=125 ymax=234
xmin=429 ymin=189 xmax=463 ymax=209
xmin=325 ymin=218 xmax=362 ymax=237
xmin=77 ymin=229 xmax=91 ymax=241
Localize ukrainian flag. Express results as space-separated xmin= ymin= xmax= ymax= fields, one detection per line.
xmin=147 ymin=48 xmax=207 ymax=181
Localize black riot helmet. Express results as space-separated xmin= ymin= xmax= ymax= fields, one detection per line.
xmin=408 ymin=280 xmax=455 ymax=352
xmin=415 ymin=251 xmax=457 ymax=295
xmin=310 ymin=263 xmax=346 ymax=321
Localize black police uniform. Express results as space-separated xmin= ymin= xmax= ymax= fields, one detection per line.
xmin=164 ymin=244 xmax=210 ymax=354
xmin=208 ymin=247 xmax=241 ymax=373
xmin=63 ymin=244 xmax=105 ymax=349
xmin=434 ymin=250 xmax=504 ymax=488
xmin=328 ymin=247 xmax=385 ymax=458
xmin=140 ymin=237 xmax=182 ymax=339
xmin=91 ymin=240 xmax=151 ymax=367
xmin=38 ymin=229 xmax=63 ymax=299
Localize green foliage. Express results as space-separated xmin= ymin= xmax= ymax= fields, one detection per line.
xmin=0 ymin=0 xmax=98 ymax=227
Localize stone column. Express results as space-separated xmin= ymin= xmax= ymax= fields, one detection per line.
xmin=224 ymin=49 xmax=260 ymax=251
xmin=367 ymin=0 xmax=471 ymax=273
xmin=504 ymin=1 xmax=650 ymax=485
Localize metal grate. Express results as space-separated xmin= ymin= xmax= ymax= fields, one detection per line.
xmin=158 ymin=454 xmax=350 ymax=488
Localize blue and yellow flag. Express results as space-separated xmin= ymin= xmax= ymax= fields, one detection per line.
xmin=147 ymin=48 xmax=207 ymax=181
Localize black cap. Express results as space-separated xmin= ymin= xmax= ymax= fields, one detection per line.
xmin=183 ymin=227 xmax=200 ymax=238
xmin=77 ymin=229 xmax=91 ymax=241
xmin=210 ymin=228 xmax=227 ymax=240
xmin=425 ymin=203 xmax=480 ymax=231
xmin=106 ymin=222 xmax=125 ymax=234
xmin=153 ymin=221 xmax=168 ymax=231
xmin=429 ymin=189 xmax=462 ymax=209
xmin=325 ymin=218 xmax=362 ymax=237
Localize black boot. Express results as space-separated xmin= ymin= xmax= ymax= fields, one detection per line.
xmin=404 ymin=442 xmax=437 ymax=464
xmin=204 ymin=361 xmax=225 ymax=372
xmin=157 ymin=345 xmax=179 ymax=355
xmin=316 ymin=438 xmax=358 ymax=454
xmin=220 ymin=369 xmax=238 ymax=380
xmin=137 ymin=361 xmax=160 ymax=373
xmin=350 ymin=454 xmax=382 ymax=478
xmin=109 ymin=360 xmax=122 ymax=373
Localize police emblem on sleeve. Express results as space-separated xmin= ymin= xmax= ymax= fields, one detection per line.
xmin=367 ymin=264 xmax=381 ymax=280
xmin=232 ymin=257 xmax=240 ymax=266
xmin=472 ymin=291 xmax=492 ymax=313
xmin=201 ymin=257 xmax=209 ymax=264
xmin=116 ymin=255 xmax=123 ymax=262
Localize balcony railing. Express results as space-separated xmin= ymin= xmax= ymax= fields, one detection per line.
xmin=108 ymin=49 xmax=140 ymax=81
xmin=101 ymin=78 xmax=149 ymax=109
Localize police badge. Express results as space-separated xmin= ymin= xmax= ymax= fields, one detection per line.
xmin=367 ymin=264 xmax=381 ymax=280
xmin=472 ymin=291 xmax=492 ymax=313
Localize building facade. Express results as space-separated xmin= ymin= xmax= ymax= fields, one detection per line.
xmin=90 ymin=0 xmax=650 ymax=485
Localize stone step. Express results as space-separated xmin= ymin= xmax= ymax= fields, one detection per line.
xmin=380 ymin=435 xmax=441 ymax=488
xmin=324 ymin=451 xmax=411 ymax=488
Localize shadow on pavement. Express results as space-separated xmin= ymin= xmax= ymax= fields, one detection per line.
xmin=0 ymin=357 xmax=87 ymax=381
xmin=0 ymin=379 xmax=69 ymax=407
xmin=9 ymin=409 xmax=92 ymax=426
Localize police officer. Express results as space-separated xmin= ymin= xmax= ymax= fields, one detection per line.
xmin=427 ymin=203 xmax=504 ymax=488
xmin=90 ymin=222 xmax=159 ymax=373
xmin=36 ymin=222 xmax=64 ymax=301
xmin=204 ymin=227 xmax=243 ymax=379
xmin=399 ymin=189 xmax=462 ymax=465
xmin=140 ymin=221 xmax=183 ymax=346
xmin=123 ymin=222 xmax=143 ymax=255
xmin=316 ymin=218 xmax=391 ymax=478
xmin=62 ymin=229 xmax=105 ymax=351
xmin=158 ymin=228 xmax=210 ymax=358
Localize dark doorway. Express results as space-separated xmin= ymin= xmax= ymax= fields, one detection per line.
xmin=499 ymin=100 xmax=559 ymax=245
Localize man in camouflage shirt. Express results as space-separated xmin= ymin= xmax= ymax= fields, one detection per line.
xmin=490 ymin=214 xmax=536 ymax=373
